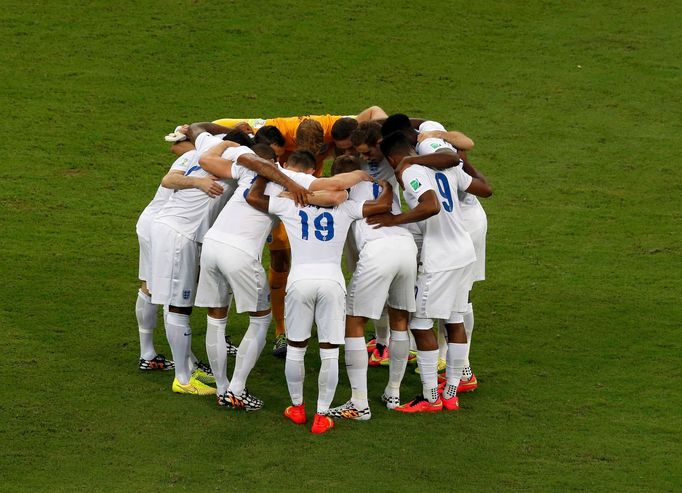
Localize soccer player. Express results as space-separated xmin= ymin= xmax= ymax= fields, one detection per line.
xmin=192 ymin=135 xmax=370 ymax=410
xmin=135 ymin=141 xmax=225 ymax=371
xmin=246 ymin=172 xmax=393 ymax=433
xmin=326 ymin=156 xmax=418 ymax=419
xmin=368 ymin=131 xmax=491 ymax=412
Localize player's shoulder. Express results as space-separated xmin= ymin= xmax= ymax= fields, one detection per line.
xmin=418 ymin=120 xmax=446 ymax=132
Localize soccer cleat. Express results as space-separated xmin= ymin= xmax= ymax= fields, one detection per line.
xmin=407 ymin=350 xmax=417 ymax=365
xmin=366 ymin=335 xmax=376 ymax=353
xmin=284 ymin=404 xmax=307 ymax=424
xmin=457 ymin=373 xmax=478 ymax=393
xmin=222 ymin=388 xmax=264 ymax=411
xmin=415 ymin=357 xmax=446 ymax=374
xmin=225 ymin=335 xmax=238 ymax=357
xmin=272 ymin=334 xmax=287 ymax=358
xmin=381 ymin=393 xmax=400 ymax=410
xmin=192 ymin=361 xmax=216 ymax=385
xmin=437 ymin=372 xmax=447 ymax=384
xmin=327 ymin=401 xmax=372 ymax=421
xmin=368 ymin=345 xmax=389 ymax=367
xmin=311 ymin=413 xmax=335 ymax=434
xmin=394 ymin=395 xmax=443 ymax=413
xmin=172 ymin=377 xmax=216 ymax=396
xmin=442 ymin=395 xmax=460 ymax=411
xmin=139 ymin=354 xmax=174 ymax=371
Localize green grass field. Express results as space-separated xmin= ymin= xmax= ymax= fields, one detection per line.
xmin=1 ymin=1 xmax=681 ymax=491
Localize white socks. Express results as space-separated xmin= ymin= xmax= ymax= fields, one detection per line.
xmin=285 ymin=345 xmax=307 ymax=405
xmin=463 ymin=303 xmax=474 ymax=369
xmin=165 ymin=312 xmax=192 ymax=384
xmin=317 ymin=348 xmax=339 ymax=414
xmin=206 ymin=315 xmax=229 ymax=394
xmin=228 ymin=313 xmax=271 ymax=395
xmin=374 ymin=310 xmax=390 ymax=348
xmin=417 ymin=349 xmax=439 ymax=403
xmin=444 ymin=342 xmax=468 ymax=399
xmin=344 ymin=337 xmax=368 ymax=409
xmin=136 ymin=290 xmax=158 ymax=360
xmin=386 ymin=330 xmax=409 ymax=398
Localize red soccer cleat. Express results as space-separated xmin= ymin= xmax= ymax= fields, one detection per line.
xmin=311 ymin=413 xmax=335 ymax=434
xmin=394 ymin=395 xmax=443 ymax=413
xmin=441 ymin=395 xmax=460 ymax=411
xmin=284 ymin=404 xmax=307 ymax=424
xmin=458 ymin=374 xmax=478 ymax=393
xmin=366 ymin=337 xmax=377 ymax=354
xmin=368 ymin=345 xmax=389 ymax=367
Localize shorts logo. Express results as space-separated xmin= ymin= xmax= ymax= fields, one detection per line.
xmin=183 ymin=290 xmax=191 ymax=300
xmin=410 ymin=178 xmax=421 ymax=192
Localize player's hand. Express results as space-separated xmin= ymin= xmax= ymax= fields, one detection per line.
xmin=356 ymin=170 xmax=373 ymax=182
xmin=366 ymin=212 xmax=398 ymax=228
xmin=235 ymin=122 xmax=255 ymax=135
xmin=417 ymin=130 xmax=439 ymax=142
xmin=286 ymin=182 xmax=312 ymax=207
xmin=178 ymin=124 xmax=190 ymax=135
xmin=197 ymin=176 xmax=224 ymax=198
xmin=376 ymin=179 xmax=391 ymax=193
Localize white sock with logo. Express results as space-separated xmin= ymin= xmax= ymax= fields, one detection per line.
xmin=386 ymin=329 xmax=410 ymax=398
xmin=206 ymin=315 xmax=229 ymax=394
xmin=317 ymin=347 xmax=339 ymax=414
xmin=344 ymin=337 xmax=368 ymax=409
xmin=285 ymin=345 xmax=306 ymax=406
xmin=444 ymin=342 xmax=468 ymax=399
xmin=229 ymin=313 xmax=272 ymax=395
xmin=136 ymin=290 xmax=158 ymax=360
xmin=165 ymin=312 xmax=192 ymax=385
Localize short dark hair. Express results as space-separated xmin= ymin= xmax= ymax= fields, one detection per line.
xmin=252 ymin=143 xmax=276 ymax=161
xmin=288 ymin=149 xmax=317 ymax=171
xmin=380 ymin=113 xmax=412 ymax=137
xmin=331 ymin=155 xmax=361 ymax=176
xmin=379 ymin=131 xmax=413 ymax=159
xmin=222 ymin=129 xmax=254 ymax=147
xmin=331 ymin=117 xmax=358 ymax=141
xmin=254 ymin=125 xmax=285 ymax=147
xmin=351 ymin=121 xmax=382 ymax=147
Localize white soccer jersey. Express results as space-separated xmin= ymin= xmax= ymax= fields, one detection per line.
xmin=268 ymin=196 xmax=365 ymax=289
xmin=401 ymin=164 xmax=475 ymax=272
xmin=361 ymin=158 xmax=401 ymax=211
xmin=348 ymin=181 xmax=412 ymax=251
xmin=203 ymin=162 xmax=317 ymax=260
xmin=135 ymin=151 xmax=195 ymax=240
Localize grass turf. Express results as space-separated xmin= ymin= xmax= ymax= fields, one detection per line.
xmin=0 ymin=1 xmax=680 ymax=491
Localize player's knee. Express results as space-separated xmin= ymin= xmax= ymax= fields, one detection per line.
xmin=287 ymin=338 xmax=308 ymax=348
xmin=169 ymin=305 xmax=192 ymax=315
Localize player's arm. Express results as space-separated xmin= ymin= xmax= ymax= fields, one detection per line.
xmin=419 ymin=129 xmax=474 ymax=150
xmin=161 ymin=170 xmax=224 ymax=198
xmin=237 ymin=153 xmax=310 ymax=206
xmin=366 ymin=190 xmax=440 ymax=228
xmin=460 ymin=151 xmax=492 ymax=197
xmin=398 ymin=149 xmax=459 ymax=173
xmin=186 ymin=122 xmax=237 ymax=143
xmin=308 ymin=170 xmax=373 ymax=192
xmin=170 ymin=141 xmax=195 ymax=156
xmin=355 ymin=106 xmax=389 ymax=122
xmin=245 ymin=176 xmax=270 ymax=213
xmin=281 ymin=190 xmax=348 ymax=207
xmin=361 ymin=180 xmax=393 ymax=217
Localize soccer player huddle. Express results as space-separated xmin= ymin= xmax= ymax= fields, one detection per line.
xmin=134 ymin=106 xmax=492 ymax=434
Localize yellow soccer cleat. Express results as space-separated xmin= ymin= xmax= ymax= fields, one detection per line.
xmin=172 ymin=377 xmax=216 ymax=396
xmin=192 ymin=362 xmax=216 ymax=385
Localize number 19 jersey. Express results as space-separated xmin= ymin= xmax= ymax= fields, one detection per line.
xmin=268 ymin=197 xmax=365 ymax=289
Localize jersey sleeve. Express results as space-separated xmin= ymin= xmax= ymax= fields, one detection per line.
xmin=416 ymin=138 xmax=454 ymax=156
xmin=340 ymin=199 xmax=366 ymax=220
xmin=268 ymin=195 xmax=291 ymax=217
xmin=453 ymin=164 xmax=473 ymax=191
xmin=194 ymin=132 xmax=224 ymax=155
xmin=169 ymin=150 xmax=197 ymax=172
xmin=418 ymin=120 xmax=446 ymax=132
xmin=264 ymin=181 xmax=284 ymax=197
xmin=402 ymin=166 xmax=434 ymax=202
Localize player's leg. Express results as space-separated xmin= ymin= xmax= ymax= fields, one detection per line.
xmin=267 ymin=223 xmax=290 ymax=358
xmin=369 ymin=308 xmax=390 ymax=366
xmin=283 ymin=280 xmax=314 ymax=425
xmin=383 ymin=307 xmax=410 ymax=409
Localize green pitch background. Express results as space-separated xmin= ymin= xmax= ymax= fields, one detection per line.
xmin=1 ymin=1 xmax=680 ymax=491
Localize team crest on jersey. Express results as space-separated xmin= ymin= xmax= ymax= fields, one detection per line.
xmin=183 ymin=290 xmax=191 ymax=300
xmin=410 ymin=178 xmax=422 ymax=192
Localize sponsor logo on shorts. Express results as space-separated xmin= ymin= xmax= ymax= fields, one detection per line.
xmin=410 ymin=178 xmax=421 ymax=191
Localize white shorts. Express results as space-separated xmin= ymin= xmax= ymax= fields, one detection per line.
xmin=195 ymin=238 xmax=268 ymax=313
xmin=285 ymin=279 xmax=345 ymax=345
xmin=150 ymin=222 xmax=200 ymax=307
xmin=414 ymin=266 xmax=471 ymax=320
xmin=346 ymin=237 xmax=417 ymax=319
xmin=462 ymin=207 xmax=487 ymax=283
xmin=138 ymin=233 xmax=152 ymax=283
